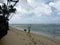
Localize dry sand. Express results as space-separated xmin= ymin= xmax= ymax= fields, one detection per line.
xmin=0 ymin=27 xmax=60 ymax=45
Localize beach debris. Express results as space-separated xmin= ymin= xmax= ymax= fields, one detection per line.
xmin=24 ymin=29 xmax=27 ymax=32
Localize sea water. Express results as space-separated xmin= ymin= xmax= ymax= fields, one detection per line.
xmin=9 ymin=24 xmax=60 ymax=39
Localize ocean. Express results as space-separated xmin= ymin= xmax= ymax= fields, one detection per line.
xmin=9 ymin=24 xmax=60 ymax=40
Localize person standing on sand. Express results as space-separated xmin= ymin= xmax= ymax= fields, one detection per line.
xmin=28 ymin=24 xmax=31 ymax=33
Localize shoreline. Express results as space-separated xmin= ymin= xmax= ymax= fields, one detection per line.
xmin=9 ymin=26 xmax=60 ymax=40
xmin=0 ymin=26 xmax=60 ymax=45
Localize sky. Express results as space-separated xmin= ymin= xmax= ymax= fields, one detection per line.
xmin=0 ymin=0 xmax=60 ymax=24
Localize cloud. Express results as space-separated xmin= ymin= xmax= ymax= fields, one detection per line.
xmin=16 ymin=0 xmax=52 ymax=17
xmin=49 ymin=0 xmax=60 ymax=13
xmin=33 ymin=3 xmax=52 ymax=16
xmin=8 ymin=0 xmax=60 ymax=24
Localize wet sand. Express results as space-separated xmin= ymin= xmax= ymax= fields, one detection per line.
xmin=0 ymin=27 xmax=60 ymax=45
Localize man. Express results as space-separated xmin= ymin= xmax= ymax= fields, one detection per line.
xmin=28 ymin=24 xmax=31 ymax=33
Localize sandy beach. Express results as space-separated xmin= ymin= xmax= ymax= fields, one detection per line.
xmin=0 ymin=27 xmax=60 ymax=45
